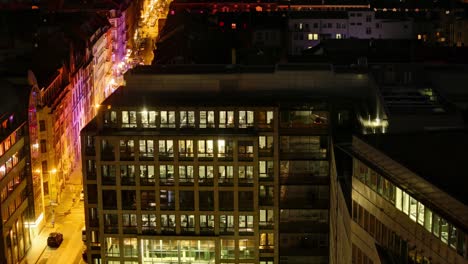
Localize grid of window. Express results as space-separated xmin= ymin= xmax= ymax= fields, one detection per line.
xmin=91 ymin=107 xmax=339 ymax=264
xmin=109 ymin=109 xmax=280 ymax=130
xmin=355 ymin=160 xmax=466 ymax=256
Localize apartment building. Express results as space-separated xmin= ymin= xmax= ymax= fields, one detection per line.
xmin=81 ymin=64 xmax=373 ymax=264
xmin=289 ymin=10 xmax=414 ymax=55
xmin=343 ymin=134 xmax=468 ymax=264
xmin=0 ymin=82 xmax=34 ymax=264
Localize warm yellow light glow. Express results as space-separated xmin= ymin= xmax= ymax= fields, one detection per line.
xmin=359 ymin=116 xmax=389 ymax=134
xmin=94 ymin=104 xmax=101 ymax=108
xmin=35 ymin=169 xmax=41 ymax=174
xmin=25 ymin=213 xmax=43 ymax=228
xmin=50 ymin=168 xmax=57 ymax=174
xmin=32 ymin=143 xmax=39 ymax=149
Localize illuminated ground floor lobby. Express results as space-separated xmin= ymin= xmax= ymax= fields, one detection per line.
xmin=104 ymin=237 xmax=256 ymax=264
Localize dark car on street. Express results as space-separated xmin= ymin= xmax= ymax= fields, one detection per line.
xmin=47 ymin=232 xmax=63 ymax=247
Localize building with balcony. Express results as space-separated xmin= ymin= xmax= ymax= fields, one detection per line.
xmin=80 ymin=64 xmax=374 ymax=264
xmin=0 ymin=80 xmax=34 ymax=264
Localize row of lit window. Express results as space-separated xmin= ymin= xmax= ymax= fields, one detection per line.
xmin=96 ymin=163 xmax=273 ymax=183
xmin=102 ymin=213 xmax=270 ymax=234
xmin=0 ymin=151 xmax=21 ymax=180
xmin=356 ymin=160 xmax=467 ymax=257
xmin=97 ymin=136 xmax=326 ymax=159
xmin=1 ymin=189 xmax=27 ymax=224
xmin=0 ymin=120 xmax=19 ymax=159
xmin=88 ymin=160 xmax=328 ymax=183
xmin=101 ymin=109 xmax=329 ymax=129
xmin=1 ymin=172 xmax=25 ymax=203
xmin=104 ymin=110 xmax=273 ymax=129
xmin=103 ymin=238 xmax=259 ymax=261
xmin=353 ymin=201 xmax=428 ymax=264
xmin=109 ymin=137 xmax=274 ymax=157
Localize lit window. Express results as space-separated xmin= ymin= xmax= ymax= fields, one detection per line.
xmin=179 ymin=111 xmax=195 ymax=128
xmin=199 ymin=111 xmax=215 ymax=128
xmin=238 ymin=110 xmax=254 ymax=128
xmin=336 ymin=33 xmax=342 ymax=39
xmin=219 ymin=111 xmax=234 ymax=128
xmin=260 ymin=232 xmax=274 ymax=250
xmin=121 ymin=111 xmax=137 ymax=128
xmin=139 ymin=140 xmax=154 ymax=159
xmin=178 ymin=165 xmax=194 ymax=184
xmin=417 ymin=34 xmax=422 ymax=40
xmin=158 ymin=140 xmax=173 ymax=158
xmin=160 ymin=111 xmax=175 ymax=128
xmin=198 ymin=139 xmax=214 ymax=158
xmin=140 ymin=110 xmax=157 ymax=128
xmin=178 ymin=139 xmax=194 ymax=158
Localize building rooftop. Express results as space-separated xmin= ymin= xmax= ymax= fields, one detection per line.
xmin=356 ymin=131 xmax=468 ymax=232
xmin=361 ymin=132 xmax=468 ymax=206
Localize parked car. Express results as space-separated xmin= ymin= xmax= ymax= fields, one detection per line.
xmin=47 ymin=232 xmax=63 ymax=247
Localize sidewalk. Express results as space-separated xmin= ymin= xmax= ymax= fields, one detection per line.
xmin=21 ymin=165 xmax=83 ymax=264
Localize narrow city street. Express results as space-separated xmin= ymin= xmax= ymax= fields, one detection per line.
xmin=22 ymin=167 xmax=85 ymax=264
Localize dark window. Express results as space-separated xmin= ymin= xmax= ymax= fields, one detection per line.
xmin=179 ymin=191 xmax=194 ymax=210
xmin=219 ymin=191 xmax=234 ymax=211
xmin=199 ymin=191 xmax=214 ymax=211
xmin=140 ymin=191 xmax=156 ymax=210
xmin=40 ymin=140 xmax=47 ymax=153
xmin=41 ymin=160 xmax=48 ymax=172
xmin=121 ymin=190 xmax=136 ymax=210
xmin=87 ymin=184 xmax=97 ymax=204
xmin=239 ymin=191 xmax=254 ymax=211
xmin=104 ymin=214 xmax=118 ymax=234
xmin=102 ymin=190 xmax=117 ymax=210
xmin=39 ymin=120 xmax=46 ymax=131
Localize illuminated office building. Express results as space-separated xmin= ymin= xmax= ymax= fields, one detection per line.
xmin=81 ymin=65 xmax=371 ymax=264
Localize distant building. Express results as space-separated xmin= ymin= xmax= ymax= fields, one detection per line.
xmin=289 ymin=10 xmax=414 ymax=55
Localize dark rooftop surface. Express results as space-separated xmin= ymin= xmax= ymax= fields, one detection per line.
xmin=361 ymin=131 xmax=468 ymax=205
xmin=102 ymin=87 xmax=333 ymax=108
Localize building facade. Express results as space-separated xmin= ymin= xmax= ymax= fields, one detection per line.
xmin=81 ymin=65 xmax=372 ymax=264
xmin=0 ymin=111 xmax=33 ymax=264
xmin=345 ymin=135 xmax=468 ymax=264
xmin=289 ymin=10 xmax=414 ymax=55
